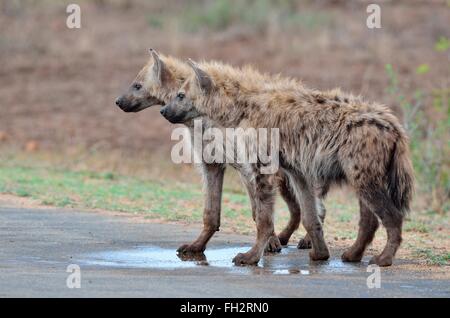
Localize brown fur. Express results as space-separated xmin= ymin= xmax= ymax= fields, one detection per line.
xmin=168 ymin=60 xmax=414 ymax=266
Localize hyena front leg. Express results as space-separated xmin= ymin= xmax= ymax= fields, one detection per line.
xmin=297 ymin=200 xmax=326 ymax=249
xmin=233 ymin=171 xmax=276 ymax=266
xmin=239 ymin=171 xmax=257 ymax=222
xmin=177 ymin=163 xmax=225 ymax=254
xmin=240 ymin=170 xmax=282 ymax=253
xmin=287 ymin=172 xmax=330 ymax=261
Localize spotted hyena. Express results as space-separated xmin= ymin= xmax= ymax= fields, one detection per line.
xmin=162 ymin=59 xmax=414 ymax=267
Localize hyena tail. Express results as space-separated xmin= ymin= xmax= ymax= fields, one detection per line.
xmin=386 ymin=138 xmax=414 ymax=216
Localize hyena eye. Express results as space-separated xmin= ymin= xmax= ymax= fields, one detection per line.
xmin=177 ymin=92 xmax=185 ymax=100
xmin=133 ymin=83 xmax=142 ymax=91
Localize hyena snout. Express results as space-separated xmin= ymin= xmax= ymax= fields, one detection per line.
xmin=160 ymin=105 xmax=182 ymax=124
xmin=115 ymin=88 xmax=164 ymax=113
xmin=115 ymin=95 xmax=151 ymax=113
xmin=115 ymin=96 xmax=134 ymax=112
xmin=115 ymin=96 xmax=124 ymax=107
xmin=160 ymin=100 xmax=202 ymax=124
xmin=159 ymin=106 xmax=168 ymax=117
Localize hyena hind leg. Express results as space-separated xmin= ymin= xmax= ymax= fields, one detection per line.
xmin=341 ymin=199 xmax=379 ymax=262
xmin=277 ymin=174 xmax=301 ymax=246
xmin=360 ymin=190 xmax=404 ymax=267
xmin=288 ymin=174 xmax=329 ymax=261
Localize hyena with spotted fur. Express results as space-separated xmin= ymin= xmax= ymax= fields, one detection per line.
xmin=162 ymin=60 xmax=414 ymax=267
xmin=115 ymin=50 xmax=325 ymax=256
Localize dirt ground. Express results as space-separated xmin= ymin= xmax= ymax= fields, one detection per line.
xmin=0 ymin=0 xmax=448 ymax=154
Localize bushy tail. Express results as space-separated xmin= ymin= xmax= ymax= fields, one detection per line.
xmin=386 ymin=138 xmax=414 ymax=215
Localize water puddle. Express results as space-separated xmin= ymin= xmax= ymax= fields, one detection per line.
xmin=79 ymin=245 xmax=364 ymax=275
xmin=80 ymin=246 xmax=247 ymax=269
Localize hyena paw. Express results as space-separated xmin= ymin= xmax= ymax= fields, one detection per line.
xmin=176 ymin=243 xmax=205 ymax=255
xmin=278 ymin=236 xmax=289 ymax=246
xmin=297 ymin=236 xmax=312 ymax=249
xmin=309 ymin=248 xmax=330 ymax=261
xmin=341 ymin=249 xmax=363 ymax=262
xmin=232 ymin=252 xmax=260 ymax=266
xmin=264 ymin=235 xmax=282 ymax=254
xmin=277 ymin=232 xmax=290 ymax=246
xmin=369 ymin=255 xmax=393 ymax=267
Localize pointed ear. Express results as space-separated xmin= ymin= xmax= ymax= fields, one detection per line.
xmin=149 ymin=49 xmax=172 ymax=84
xmin=187 ymin=59 xmax=213 ymax=94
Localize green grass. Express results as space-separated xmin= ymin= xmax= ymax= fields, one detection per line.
xmin=404 ymin=220 xmax=430 ymax=233
xmin=412 ymin=248 xmax=450 ymax=266
xmin=0 ymin=165 xmax=255 ymax=224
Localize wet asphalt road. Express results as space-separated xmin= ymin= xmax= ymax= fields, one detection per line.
xmin=0 ymin=206 xmax=448 ymax=298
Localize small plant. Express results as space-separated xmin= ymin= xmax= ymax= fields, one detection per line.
xmin=385 ymin=59 xmax=449 ymax=214
xmin=434 ymin=36 xmax=450 ymax=52
xmin=16 ymin=188 xmax=30 ymax=197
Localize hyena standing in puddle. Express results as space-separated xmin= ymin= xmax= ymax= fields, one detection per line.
xmin=162 ymin=60 xmax=414 ymax=267
xmin=115 ymin=50 xmax=325 ymax=256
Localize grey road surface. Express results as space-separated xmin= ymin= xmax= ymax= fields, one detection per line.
xmin=0 ymin=206 xmax=448 ymax=297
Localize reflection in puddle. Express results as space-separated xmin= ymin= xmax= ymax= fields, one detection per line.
xmin=81 ymin=246 xmax=247 ymax=269
xmin=273 ymin=269 xmax=308 ymax=275
xmin=79 ymin=245 xmax=365 ymax=275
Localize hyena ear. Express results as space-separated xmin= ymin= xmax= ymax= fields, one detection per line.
xmin=187 ymin=59 xmax=213 ymax=94
xmin=149 ymin=48 xmax=173 ymax=85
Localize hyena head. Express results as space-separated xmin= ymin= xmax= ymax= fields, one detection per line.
xmin=160 ymin=60 xmax=212 ymax=124
xmin=115 ymin=49 xmax=175 ymax=112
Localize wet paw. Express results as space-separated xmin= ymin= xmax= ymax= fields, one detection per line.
xmin=309 ymin=249 xmax=330 ymax=261
xmin=265 ymin=235 xmax=282 ymax=254
xmin=177 ymin=243 xmax=205 ymax=255
xmin=297 ymin=237 xmax=312 ymax=249
xmin=232 ymin=252 xmax=260 ymax=266
xmin=369 ymin=255 xmax=393 ymax=267
xmin=341 ymin=250 xmax=363 ymax=262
